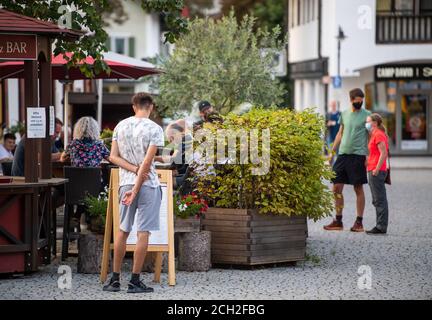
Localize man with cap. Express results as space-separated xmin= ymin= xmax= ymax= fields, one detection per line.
xmin=194 ymin=100 xmax=217 ymax=130
xmin=198 ymin=101 xmax=214 ymax=120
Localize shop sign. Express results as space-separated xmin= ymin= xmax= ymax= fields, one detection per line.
xmin=401 ymin=140 xmax=428 ymax=151
xmin=375 ymin=64 xmax=432 ymax=81
xmin=0 ymin=34 xmax=37 ymax=60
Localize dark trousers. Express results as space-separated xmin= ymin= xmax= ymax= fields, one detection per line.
xmin=368 ymin=171 xmax=389 ymax=232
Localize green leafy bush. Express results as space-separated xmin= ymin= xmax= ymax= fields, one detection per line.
xmin=100 ymin=128 xmax=113 ymax=151
xmin=83 ymin=187 xmax=108 ymax=226
xmin=194 ymin=107 xmax=334 ymax=221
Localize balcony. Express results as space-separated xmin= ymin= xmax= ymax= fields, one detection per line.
xmin=376 ymin=14 xmax=432 ymax=44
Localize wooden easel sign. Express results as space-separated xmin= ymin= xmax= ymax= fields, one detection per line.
xmin=100 ymin=168 xmax=176 ymax=286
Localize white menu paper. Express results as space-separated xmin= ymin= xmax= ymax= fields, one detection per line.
xmin=27 ymin=107 xmax=46 ymax=138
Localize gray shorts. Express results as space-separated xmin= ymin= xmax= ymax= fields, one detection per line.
xmin=119 ymin=185 xmax=162 ymax=232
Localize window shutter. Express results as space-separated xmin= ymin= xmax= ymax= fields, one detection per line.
xmin=128 ymin=37 xmax=135 ymax=57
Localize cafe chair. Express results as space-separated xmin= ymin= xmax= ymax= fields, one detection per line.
xmin=176 ymin=165 xmax=193 ymax=196
xmin=62 ymin=166 xmax=101 ymax=260
xmin=1 ymin=161 xmax=12 ymax=176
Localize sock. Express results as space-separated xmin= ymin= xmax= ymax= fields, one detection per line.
xmin=131 ymin=273 xmax=140 ymax=284
xmin=336 ymin=215 xmax=343 ymax=222
xmin=111 ymin=272 xmax=120 ymax=282
xmin=356 ymin=216 xmax=363 ymax=223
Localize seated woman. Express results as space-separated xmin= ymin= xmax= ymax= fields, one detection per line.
xmin=60 ymin=116 xmax=111 ymax=230
xmin=61 ymin=116 xmax=110 ymax=167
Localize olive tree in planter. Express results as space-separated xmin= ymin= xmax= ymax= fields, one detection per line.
xmin=195 ymin=108 xmax=334 ymax=266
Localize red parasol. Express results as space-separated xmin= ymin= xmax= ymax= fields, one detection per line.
xmin=0 ymin=51 xmax=161 ymax=80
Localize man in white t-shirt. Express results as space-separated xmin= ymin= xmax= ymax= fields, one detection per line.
xmin=0 ymin=133 xmax=16 ymax=175
xmin=103 ymin=93 xmax=164 ymax=294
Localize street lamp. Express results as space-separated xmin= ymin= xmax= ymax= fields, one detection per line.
xmin=336 ymin=26 xmax=346 ymax=78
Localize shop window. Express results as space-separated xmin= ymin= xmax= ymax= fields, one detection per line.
xmin=377 ymin=0 xmax=415 ymax=15
xmin=366 ymin=82 xmax=397 ymax=148
xmin=420 ymin=0 xmax=432 ymax=15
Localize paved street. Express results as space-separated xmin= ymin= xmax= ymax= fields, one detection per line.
xmin=0 ymin=169 xmax=431 ymax=300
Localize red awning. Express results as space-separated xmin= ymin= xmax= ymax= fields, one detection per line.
xmin=0 ymin=52 xmax=161 ymax=80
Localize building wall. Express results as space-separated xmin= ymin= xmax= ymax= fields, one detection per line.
xmin=326 ymin=0 xmax=432 ymax=76
xmin=289 ymin=0 xmax=432 ymax=113
xmin=289 ymin=20 xmax=319 ymax=63
xmin=103 ymin=0 xmax=161 ymax=60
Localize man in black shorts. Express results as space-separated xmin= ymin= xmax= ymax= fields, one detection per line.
xmin=324 ymin=88 xmax=371 ymax=232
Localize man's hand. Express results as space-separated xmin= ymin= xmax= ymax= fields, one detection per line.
xmin=122 ymin=190 xmax=137 ymax=206
xmin=372 ymin=168 xmax=379 ymax=176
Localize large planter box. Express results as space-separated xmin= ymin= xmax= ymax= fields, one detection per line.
xmin=202 ymin=208 xmax=307 ymax=266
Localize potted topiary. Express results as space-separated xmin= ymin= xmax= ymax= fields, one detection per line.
xmin=195 ymin=107 xmax=334 ymax=266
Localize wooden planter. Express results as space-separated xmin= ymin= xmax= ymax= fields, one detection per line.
xmin=174 ymin=216 xmax=201 ymax=233
xmin=202 ymin=208 xmax=307 ymax=266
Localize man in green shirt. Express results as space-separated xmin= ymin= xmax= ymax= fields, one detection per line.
xmin=324 ymin=88 xmax=371 ymax=232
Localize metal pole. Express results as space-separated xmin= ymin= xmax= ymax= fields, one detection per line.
xmin=64 ymin=87 xmax=69 ymax=145
xmin=337 ymin=38 xmax=341 ymax=77
xmin=97 ymin=79 xmax=103 ymax=129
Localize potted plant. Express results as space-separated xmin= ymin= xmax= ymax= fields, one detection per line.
xmin=174 ymin=192 xmax=208 ymax=233
xmin=83 ymin=187 xmax=108 ymax=235
xmin=195 ymin=108 xmax=334 ymax=266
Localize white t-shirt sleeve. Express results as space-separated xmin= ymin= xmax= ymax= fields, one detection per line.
xmin=0 ymin=145 xmax=10 ymax=160
xmin=150 ymin=125 xmax=165 ymax=147
xmin=112 ymin=124 xmax=119 ymax=141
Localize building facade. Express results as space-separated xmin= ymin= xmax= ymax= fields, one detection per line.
xmin=288 ymin=0 xmax=432 ymax=155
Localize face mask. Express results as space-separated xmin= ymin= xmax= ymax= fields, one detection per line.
xmin=365 ymin=123 xmax=372 ymax=132
xmin=353 ymin=101 xmax=363 ymax=110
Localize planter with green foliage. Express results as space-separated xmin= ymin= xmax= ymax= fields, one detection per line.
xmin=196 ymin=108 xmax=334 ymax=265
xmin=83 ymin=187 xmax=108 ymax=235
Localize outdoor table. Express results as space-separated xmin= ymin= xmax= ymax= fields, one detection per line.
xmin=0 ymin=177 xmax=67 ymax=274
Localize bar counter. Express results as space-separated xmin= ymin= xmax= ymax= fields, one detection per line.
xmin=0 ymin=177 xmax=67 ymax=274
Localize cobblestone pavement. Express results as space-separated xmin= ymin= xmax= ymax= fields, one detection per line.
xmin=0 ymin=169 xmax=431 ymax=300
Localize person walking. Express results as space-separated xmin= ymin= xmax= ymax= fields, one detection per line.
xmin=324 ymin=88 xmax=371 ymax=232
xmin=326 ymin=101 xmax=341 ymax=148
xmin=103 ymin=93 xmax=164 ymax=293
xmin=365 ymin=113 xmax=389 ymax=235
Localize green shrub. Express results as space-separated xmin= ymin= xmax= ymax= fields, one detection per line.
xmin=194 ymin=107 xmax=334 ymax=221
xmin=100 ymin=128 xmax=113 ymax=151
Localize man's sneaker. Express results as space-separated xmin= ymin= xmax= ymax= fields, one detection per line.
xmin=366 ymin=227 xmax=386 ymax=235
xmin=127 ymin=280 xmax=154 ymax=293
xmin=323 ymin=219 xmax=343 ymax=231
xmin=350 ymin=220 xmax=364 ymax=232
xmin=102 ymin=278 xmax=121 ymax=292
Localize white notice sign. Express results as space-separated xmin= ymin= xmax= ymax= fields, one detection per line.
xmin=49 ymin=106 xmax=55 ymax=136
xmin=27 ymin=107 xmax=46 ymax=138
xmin=126 ymin=184 xmax=169 ymax=245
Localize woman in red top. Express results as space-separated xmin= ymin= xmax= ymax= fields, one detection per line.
xmin=365 ymin=113 xmax=389 ymax=235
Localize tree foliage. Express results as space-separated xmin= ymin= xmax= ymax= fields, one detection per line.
xmin=156 ymin=12 xmax=286 ymax=117
xmin=0 ymin=0 xmax=187 ymax=77
xmin=221 ymin=0 xmax=286 ymax=34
